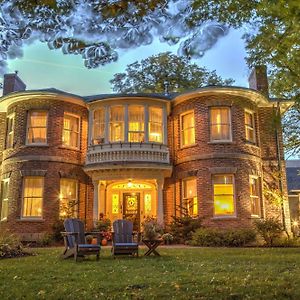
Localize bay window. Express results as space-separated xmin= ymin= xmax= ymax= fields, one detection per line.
xmin=210 ymin=107 xmax=231 ymax=141
xmin=27 ymin=111 xmax=48 ymax=144
xmin=245 ymin=110 xmax=256 ymax=143
xmin=0 ymin=179 xmax=9 ymax=221
xmin=93 ymin=108 xmax=105 ymax=144
xmin=6 ymin=114 xmax=14 ymax=149
xmin=149 ymin=107 xmax=163 ymax=143
xmin=59 ymin=179 xmax=78 ymax=218
xmin=128 ymin=106 xmax=144 ymax=142
xmin=250 ymin=176 xmax=261 ymax=216
xmin=22 ymin=177 xmax=43 ymax=218
xmin=110 ymin=106 xmax=124 ymax=142
xmin=182 ymin=178 xmax=198 ymax=216
xmin=63 ymin=113 xmax=80 ymax=149
xmin=181 ymin=111 xmax=195 ymax=147
xmin=213 ymin=175 xmax=235 ymax=216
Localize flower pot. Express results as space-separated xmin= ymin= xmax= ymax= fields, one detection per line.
xmin=101 ymin=238 xmax=108 ymax=246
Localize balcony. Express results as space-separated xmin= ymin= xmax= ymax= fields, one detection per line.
xmin=86 ymin=142 xmax=170 ymax=165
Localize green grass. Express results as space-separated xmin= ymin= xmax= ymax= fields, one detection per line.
xmin=0 ymin=247 xmax=300 ymax=299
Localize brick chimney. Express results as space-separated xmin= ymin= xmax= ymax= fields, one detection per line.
xmin=2 ymin=72 xmax=26 ymax=96
xmin=248 ymin=65 xmax=269 ymax=97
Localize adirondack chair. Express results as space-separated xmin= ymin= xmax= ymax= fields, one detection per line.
xmin=112 ymin=219 xmax=140 ymax=258
xmin=61 ymin=218 xmax=101 ymax=261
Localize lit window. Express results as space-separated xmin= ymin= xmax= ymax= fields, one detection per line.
xmin=181 ymin=111 xmax=195 ymax=147
xmin=112 ymin=194 xmax=119 ymax=214
xmin=210 ymin=107 xmax=231 ymax=141
xmin=6 ymin=114 xmax=14 ymax=149
xmin=250 ymin=176 xmax=261 ymax=216
xmin=93 ymin=108 xmax=105 ymax=144
xmin=144 ymin=194 xmax=152 ymax=215
xmin=110 ymin=106 xmax=124 ymax=142
xmin=128 ymin=106 xmax=144 ymax=142
xmin=59 ymin=179 xmax=78 ymax=218
xmin=182 ymin=178 xmax=198 ymax=216
xmin=149 ymin=107 xmax=163 ymax=143
xmin=213 ymin=175 xmax=235 ymax=216
xmin=245 ymin=111 xmax=256 ymax=143
xmin=0 ymin=179 xmax=9 ymax=221
xmin=63 ymin=113 xmax=80 ymax=148
xmin=27 ymin=111 xmax=48 ymax=144
xmin=22 ymin=177 xmax=43 ymax=218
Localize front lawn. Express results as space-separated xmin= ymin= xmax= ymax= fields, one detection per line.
xmin=0 ymin=247 xmax=300 ymax=299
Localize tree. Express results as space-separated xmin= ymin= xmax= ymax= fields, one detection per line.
xmin=110 ymin=52 xmax=234 ymax=93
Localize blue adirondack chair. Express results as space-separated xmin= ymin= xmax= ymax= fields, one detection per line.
xmin=112 ymin=219 xmax=140 ymax=258
xmin=61 ymin=218 xmax=101 ymax=261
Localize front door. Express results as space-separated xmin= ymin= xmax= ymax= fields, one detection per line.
xmin=123 ymin=193 xmax=140 ymax=231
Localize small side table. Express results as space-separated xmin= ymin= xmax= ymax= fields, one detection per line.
xmin=142 ymin=239 xmax=163 ymax=256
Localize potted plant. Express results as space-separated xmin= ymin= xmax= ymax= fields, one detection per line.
xmin=95 ymin=214 xmax=112 ymax=246
xmin=162 ymin=233 xmax=174 ymax=245
xmin=142 ymin=217 xmax=163 ymax=241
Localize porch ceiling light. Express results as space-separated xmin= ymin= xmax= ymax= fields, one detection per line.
xmin=127 ymin=180 xmax=133 ymax=188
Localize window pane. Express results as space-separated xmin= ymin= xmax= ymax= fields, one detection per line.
xmin=93 ymin=108 xmax=105 ymax=144
xmin=1 ymin=180 xmax=9 ymax=220
xmin=245 ymin=111 xmax=255 ymax=142
xmin=22 ymin=177 xmax=43 ymax=217
xmin=1 ymin=200 xmax=8 ymax=221
xmin=183 ymin=178 xmax=197 ymax=216
xmin=60 ymin=179 xmax=78 ymax=218
xmin=181 ymin=112 xmax=195 ymax=146
xmin=250 ymin=177 xmax=260 ymax=216
xmin=110 ymin=106 xmax=124 ymax=142
xmin=213 ymin=175 xmax=235 ymax=216
xmin=112 ymin=194 xmax=119 ymax=214
xmin=210 ymin=108 xmax=230 ymax=141
xmin=149 ymin=107 xmax=163 ymax=143
xmin=63 ymin=114 xmax=80 ymax=148
xmin=144 ymin=194 xmax=152 ymax=215
xmin=128 ymin=106 xmax=144 ymax=142
xmin=27 ymin=111 xmax=47 ymax=144
xmin=6 ymin=116 xmax=14 ymax=148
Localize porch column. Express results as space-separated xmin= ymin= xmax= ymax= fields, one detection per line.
xmin=157 ymin=179 xmax=164 ymax=225
xmin=93 ymin=180 xmax=99 ymax=227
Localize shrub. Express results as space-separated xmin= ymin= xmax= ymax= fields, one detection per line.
xmin=142 ymin=217 xmax=164 ymax=240
xmin=0 ymin=228 xmax=30 ymax=258
xmin=190 ymin=228 xmax=257 ymax=247
xmin=169 ymin=215 xmax=202 ymax=243
xmin=52 ymin=219 xmax=65 ymax=242
xmin=96 ymin=214 xmax=111 ymax=232
xmin=161 ymin=233 xmax=174 ymax=244
xmin=254 ymin=218 xmax=283 ymax=246
xmin=36 ymin=233 xmax=53 ymax=247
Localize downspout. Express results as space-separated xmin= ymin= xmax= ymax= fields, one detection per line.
xmin=274 ymin=101 xmax=289 ymax=236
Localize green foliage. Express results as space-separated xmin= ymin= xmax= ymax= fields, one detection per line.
xmin=190 ymin=227 xmax=256 ymax=247
xmin=110 ymin=52 xmax=234 ymax=93
xmin=96 ymin=214 xmax=111 ymax=232
xmin=0 ymin=228 xmax=29 ymax=259
xmin=169 ymin=215 xmax=202 ymax=243
xmin=254 ymin=218 xmax=283 ymax=246
xmin=52 ymin=219 xmax=65 ymax=242
xmin=142 ymin=217 xmax=164 ymax=240
xmin=161 ymin=233 xmax=174 ymax=242
xmin=35 ymin=233 xmax=53 ymax=247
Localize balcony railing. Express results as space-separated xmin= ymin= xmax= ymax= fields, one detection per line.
xmin=86 ymin=142 xmax=170 ymax=165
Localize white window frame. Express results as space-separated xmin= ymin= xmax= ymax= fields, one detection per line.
xmin=6 ymin=113 xmax=15 ymax=149
xmin=128 ymin=105 xmax=145 ymax=143
xmin=182 ymin=177 xmax=198 ymax=216
xmin=26 ymin=110 xmax=48 ymax=146
xmin=0 ymin=179 xmax=10 ymax=221
xmin=210 ymin=107 xmax=232 ymax=142
xmin=21 ymin=176 xmax=44 ymax=220
xmin=148 ymin=106 xmax=163 ymax=144
xmin=109 ymin=105 xmax=125 ymax=143
xmin=249 ymin=175 xmax=261 ymax=217
xmin=212 ymin=174 xmax=236 ymax=218
xmin=59 ymin=178 xmax=79 ymax=218
xmin=62 ymin=112 xmax=81 ymax=149
xmin=92 ymin=107 xmax=106 ymax=145
xmin=245 ymin=109 xmax=256 ymax=144
xmin=180 ymin=110 xmax=196 ymax=148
